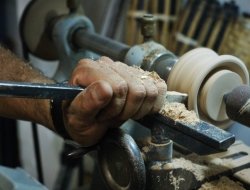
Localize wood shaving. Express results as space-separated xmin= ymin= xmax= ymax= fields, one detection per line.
xmin=163 ymin=158 xmax=207 ymax=181
xmin=160 ymin=101 xmax=199 ymax=125
xmin=148 ymin=71 xmax=162 ymax=80
xmin=132 ymin=65 xmax=162 ymax=81
xmin=149 ymin=157 xmax=243 ymax=189
xmin=169 ymin=170 xmax=185 ymax=190
xmin=163 ymin=155 xmax=232 ymax=181
xmin=141 ymin=75 xmax=148 ymax=79
xmin=198 ymin=176 xmax=246 ymax=190
xmin=142 ymin=146 xmax=150 ymax=153
xmin=150 ymin=162 xmax=163 ymax=170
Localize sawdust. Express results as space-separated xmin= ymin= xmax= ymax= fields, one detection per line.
xmin=149 ymin=157 xmax=241 ymax=190
xmin=147 ymin=71 xmax=162 ymax=80
xmin=142 ymin=146 xmax=150 ymax=153
xmin=149 ymin=162 xmax=186 ymax=190
xmin=159 ymin=101 xmax=199 ymax=125
xmin=141 ymin=138 xmax=170 ymax=160
xmin=150 ymin=161 xmax=163 ymax=170
xmin=163 ymin=158 xmax=207 ymax=181
xmin=147 ymin=155 xmax=242 ymax=189
xmin=198 ymin=176 xmax=246 ymax=190
xmin=132 ymin=65 xmax=162 ymax=81
xmin=169 ymin=170 xmax=185 ymax=190
xmin=162 ymin=155 xmax=232 ymax=181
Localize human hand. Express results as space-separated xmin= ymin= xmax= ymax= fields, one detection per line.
xmin=62 ymin=57 xmax=167 ymax=146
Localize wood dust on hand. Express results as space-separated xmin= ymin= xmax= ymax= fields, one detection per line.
xmin=159 ymin=101 xmax=199 ymax=125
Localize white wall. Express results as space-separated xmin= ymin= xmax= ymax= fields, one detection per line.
xmin=15 ymin=0 xmax=64 ymax=189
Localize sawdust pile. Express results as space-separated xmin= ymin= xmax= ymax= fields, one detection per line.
xmin=163 ymin=158 xmax=207 ymax=181
xmin=159 ymin=101 xmax=199 ymax=125
xmin=162 ymin=155 xmax=232 ymax=181
xmin=149 ymin=157 xmax=244 ymax=190
xmin=185 ymin=154 xmax=233 ymax=180
xmin=198 ymin=176 xmax=246 ymax=190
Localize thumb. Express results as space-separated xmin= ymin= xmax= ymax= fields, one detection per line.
xmin=67 ymin=80 xmax=113 ymax=125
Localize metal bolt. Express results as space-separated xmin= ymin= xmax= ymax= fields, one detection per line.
xmin=141 ymin=14 xmax=156 ymax=41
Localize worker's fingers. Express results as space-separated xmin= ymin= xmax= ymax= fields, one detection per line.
xmin=134 ymin=67 xmax=167 ymax=114
xmin=63 ymin=81 xmax=114 ymax=146
xmin=66 ymin=120 xmax=111 ymax=147
xmin=69 ymin=58 xmax=128 ymax=120
xmin=151 ymin=79 xmax=167 ymax=113
xmin=65 ymin=80 xmax=113 ymax=127
xmin=73 ymin=115 xmax=125 ymax=146
xmin=100 ymin=61 xmax=148 ymax=120
xmin=99 ymin=60 xmax=167 ymax=120
xmin=132 ymin=77 xmax=158 ymax=119
xmin=67 ymin=121 xmax=110 ymax=147
xmin=125 ymin=66 xmax=167 ymax=119
xmin=65 ymin=57 xmax=167 ymax=146
xmin=98 ymin=56 xmax=113 ymax=63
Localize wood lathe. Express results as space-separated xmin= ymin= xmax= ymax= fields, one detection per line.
xmin=2 ymin=0 xmax=249 ymax=189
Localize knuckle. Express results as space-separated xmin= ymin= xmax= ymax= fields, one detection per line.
xmin=146 ymin=86 xmax=158 ymax=101
xmin=80 ymin=100 xmax=92 ymax=113
xmin=76 ymin=59 xmax=98 ymax=72
xmin=157 ymin=81 xmax=168 ymax=92
xmin=72 ymin=67 xmax=84 ymax=77
xmin=152 ymin=98 xmax=165 ymax=113
xmin=70 ymin=64 xmax=96 ymax=85
xmin=113 ymin=80 xmax=128 ymax=98
xmin=71 ymin=65 xmax=88 ymax=78
xmin=99 ymin=56 xmax=113 ymax=63
xmin=94 ymin=81 xmax=112 ymax=99
xmin=130 ymin=86 xmax=146 ymax=103
xmin=78 ymin=58 xmax=92 ymax=65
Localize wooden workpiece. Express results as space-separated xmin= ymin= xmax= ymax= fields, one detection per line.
xmin=167 ymin=48 xmax=249 ymax=129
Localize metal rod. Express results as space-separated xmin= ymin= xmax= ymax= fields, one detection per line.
xmin=32 ymin=122 xmax=44 ymax=184
xmin=139 ymin=113 xmax=235 ymax=155
xmin=224 ymin=85 xmax=250 ymax=127
xmin=0 ymin=81 xmax=83 ymax=100
xmin=73 ymin=29 xmax=130 ymax=61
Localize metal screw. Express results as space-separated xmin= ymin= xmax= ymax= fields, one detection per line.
xmin=141 ymin=14 xmax=156 ymax=41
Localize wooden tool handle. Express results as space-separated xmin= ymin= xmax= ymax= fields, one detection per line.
xmin=225 ymin=85 xmax=250 ymax=127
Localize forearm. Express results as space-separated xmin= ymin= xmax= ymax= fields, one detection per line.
xmin=0 ymin=46 xmax=168 ymax=146
xmin=0 ymin=46 xmax=54 ymax=130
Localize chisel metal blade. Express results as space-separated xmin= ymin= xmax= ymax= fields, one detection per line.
xmin=0 ymin=81 xmax=235 ymax=155
xmin=138 ymin=113 xmax=235 ymax=155
xmin=0 ymin=81 xmax=83 ymax=100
